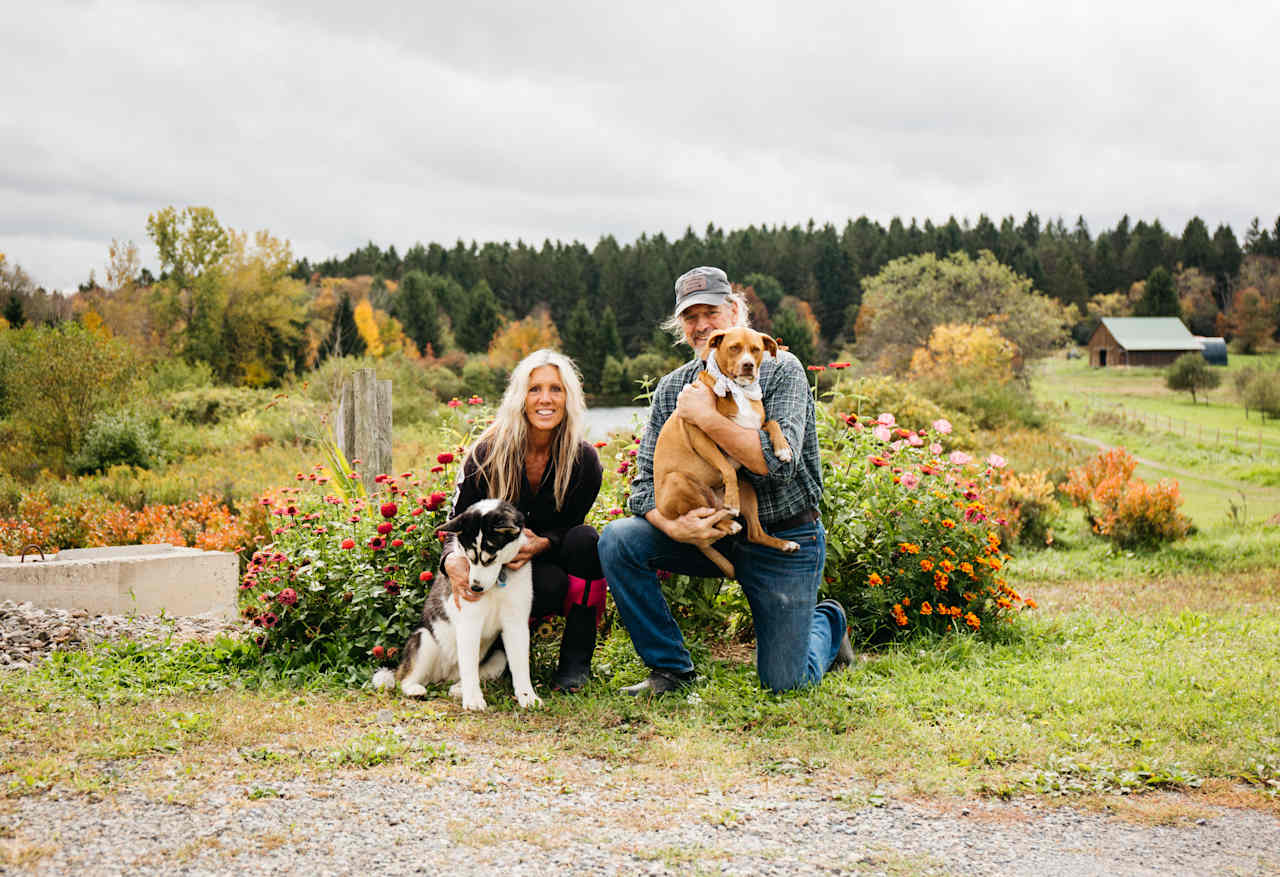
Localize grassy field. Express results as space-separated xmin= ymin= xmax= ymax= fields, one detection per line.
xmin=1032 ymin=354 xmax=1280 ymax=523
xmin=2 ymin=532 xmax=1278 ymax=814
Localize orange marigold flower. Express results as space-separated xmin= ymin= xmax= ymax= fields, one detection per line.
xmin=959 ymin=562 xmax=975 ymax=577
xmin=920 ymin=558 xmax=934 ymax=572
xmin=867 ymin=572 xmax=884 ymax=587
xmin=1025 ymin=598 xmax=1038 ymax=610
xmin=933 ymin=571 xmax=949 ymax=591
xmin=996 ymin=597 xmax=1012 ymax=609
xmin=901 ymin=597 xmax=911 ymax=607
xmin=963 ymin=591 xmax=976 ymax=602
xmin=940 ymin=518 xmax=956 ymax=529
xmin=920 ymin=601 xmax=933 ymax=615
xmin=964 ymin=612 xmax=980 ymax=630
xmin=891 ymin=604 xmax=908 ymax=626
xmin=898 ymin=542 xmax=920 ymax=554
xmin=940 ymin=560 xmax=955 ymax=572
xmin=942 ymin=546 xmax=956 ymax=557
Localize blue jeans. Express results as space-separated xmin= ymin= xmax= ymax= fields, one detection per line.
xmin=598 ymin=516 xmax=843 ymax=692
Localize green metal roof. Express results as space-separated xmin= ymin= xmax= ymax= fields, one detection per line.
xmin=1099 ymin=317 xmax=1202 ymax=351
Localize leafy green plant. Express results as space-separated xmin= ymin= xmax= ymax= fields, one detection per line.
xmin=70 ymin=410 xmax=162 ymax=474
xmin=818 ymin=407 xmax=1035 ymax=644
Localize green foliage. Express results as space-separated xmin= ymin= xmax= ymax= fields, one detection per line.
xmin=163 ymin=386 xmax=264 ymax=426
xmin=69 ymin=410 xmax=162 ymax=475
xmin=239 ymin=444 xmax=477 ymax=678
xmin=771 ymin=305 xmax=817 ymax=367
xmin=147 ymin=358 xmax=215 ymax=394
xmin=1134 ymin=266 xmax=1179 ymax=317
xmin=1241 ymin=369 xmax=1280 ymax=421
xmin=456 ymin=280 xmax=501 ymax=353
xmin=322 ymin=293 xmax=366 ymax=360
xmin=825 ymin=375 xmax=976 ymax=449
xmin=817 ymin=408 xmax=1033 ymax=644
xmin=1164 ymin=352 xmax=1221 ymax=403
xmin=393 ymin=270 xmax=444 ymax=354
xmin=856 ymin=250 xmax=1072 ymax=373
xmin=460 ymin=357 xmax=502 ymax=403
xmin=741 ymin=272 xmax=784 ymax=311
xmin=2 ymin=323 xmax=138 ymax=472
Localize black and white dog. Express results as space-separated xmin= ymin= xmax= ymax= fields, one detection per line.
xmin=372 ymin=499 xmax=542 ymax=711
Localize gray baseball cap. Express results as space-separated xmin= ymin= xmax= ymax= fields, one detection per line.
xmin=673 ymin=266 xmax=732 ymax=316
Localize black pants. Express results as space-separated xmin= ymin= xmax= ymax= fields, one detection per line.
xmin=529 ymin=524 xmax=601 ymax=618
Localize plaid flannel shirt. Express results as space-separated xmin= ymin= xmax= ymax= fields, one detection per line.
xmin=627 ymin=350 xmax=822 ymax=526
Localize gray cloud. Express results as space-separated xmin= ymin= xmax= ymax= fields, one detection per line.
xmin=3 ymin=0 xmax=1278 ymax=290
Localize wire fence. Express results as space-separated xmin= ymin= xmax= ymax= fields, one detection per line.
xmin=1076 ymin=396 xmax=1280 ymax=456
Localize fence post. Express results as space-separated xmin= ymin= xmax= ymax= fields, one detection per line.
xmin=335 ymin=368 xmax=392 ymax=496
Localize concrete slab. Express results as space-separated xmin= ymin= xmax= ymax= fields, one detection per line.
xmin=0 ymin=544 xmax=239 ymax=619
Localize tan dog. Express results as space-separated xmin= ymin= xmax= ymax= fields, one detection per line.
xmin=654 ymin=327 xmax=800 ymax=577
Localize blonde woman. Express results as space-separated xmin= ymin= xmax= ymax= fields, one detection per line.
xmin=440 ymin=349 xmax=604 ymax=692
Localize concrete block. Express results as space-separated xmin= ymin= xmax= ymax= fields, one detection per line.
xmin=0 ymin=544 xmax=239 ymax=619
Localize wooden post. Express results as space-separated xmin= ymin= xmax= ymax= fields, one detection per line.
xmin=335 ymin=368 xmax=392 ymax=496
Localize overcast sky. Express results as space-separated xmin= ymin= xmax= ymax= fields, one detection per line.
xmin=3 ymin=0 xmax=1278 ymax=291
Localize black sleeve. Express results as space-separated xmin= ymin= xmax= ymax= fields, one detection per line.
xmin=540 ymin=442 xmax=603 ymax=552
xmin=441 ymin=445 xmax=488 ymax=565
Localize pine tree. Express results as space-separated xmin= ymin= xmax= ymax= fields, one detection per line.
xmin=393 ymin=270 xmax=442 ymax=355
xmin=1135 ymin=267 xmax=1179 ymax=317
xmin=456 ymin=280 xmax=500 ymax=353
xmin=3 ymin=296 xmax=23 ymax=327
xmin=322 ymin=293 xmax=366 ymax=360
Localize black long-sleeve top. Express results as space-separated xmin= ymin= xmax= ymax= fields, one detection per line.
xmin=441 ymin=438 xmax=603 ymax=563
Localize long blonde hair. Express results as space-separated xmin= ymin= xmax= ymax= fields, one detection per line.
xmin=473 ymin=349 xmax=587 ymax=510
xmin=659 ymin=290 xmax=750 ymax=347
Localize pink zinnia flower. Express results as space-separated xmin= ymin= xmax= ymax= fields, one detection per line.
xmin=908 ymin=434 xmax=924 ymax=447
xmin=949 ymin=451 xmax=972 ymax=465
xmin=277 ymin=588 xmax=298 ymax=606
xmin=930 ymin=442 xmax=943 ymax=455
xmin=873 ymin=425 xmax=892 ymax=443
xmin=900 ymin=472 xmax=920 ymax=489
xmin=986 ymin=454 xmax=1007 ymax=468
xmin=932 ymin=418 xmax=952 ymax=435
xmin=877 ymin=413 xmax=896 ymax=427
xmin=447 ymin=398 xmax=462 ymax=408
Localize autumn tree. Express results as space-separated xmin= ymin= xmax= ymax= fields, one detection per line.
xmin=146 ymin=206 xmax=231 ymax=365
xmin=1175 ymin=267 xmax=1220 ymax=337
xmin=321 ymin=293 xmax=366 ymax=360
xmin=487 ymin=307 xmax=561 ymax=370
xmin=1220 ymin=287 xmax=1276 ymax=353
xmin=856 ymin=251 xmax=1071 ymax=374
xmin=219 ymin=229 xmax=309 ymax=382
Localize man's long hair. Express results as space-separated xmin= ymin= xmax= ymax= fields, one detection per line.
xmin=473 ymin=349 xmax=587 ymax=510
xmin=659 ymin=290 xmax=751 ymax=347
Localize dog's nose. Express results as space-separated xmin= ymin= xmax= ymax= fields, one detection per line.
xmin=470 ymin=584 xmax=484 ymax=593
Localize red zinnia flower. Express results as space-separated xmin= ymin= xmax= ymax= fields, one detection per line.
xmin=371 ymin=645 xmax=385 ymax=659
xmin=278 ymin=588 xmax=298 ymax=606
xmin=593 ymin=441 xmax=607 ymax=448
xmin=447 ymin=398 xmax=462 ymax=408
xmin=377 ymin=521 xmax=393 ymax=535
xmin=380 ymin=502 xmax=398 ymax=518
xmin=869 ymin=456 xmax=889 ymax=467
xmin=425 ymin=492 xmax=447 ymax=511
xmin=340 ymin=538 xmax=355 ymax=550
xmin=431 ymin=465 xmax=443 ymax=473
xmin=436 ymin=452 xmax=454 ymax=464
xmin=807 ymin=365 xmax=825 ymax=372
xmin=468 ymin=395 xmax=483 ymax=405
xmin=391 ymin=539 xmax=404 ymax=548
xmin=368 ymin=537 xmax=386 ymax=551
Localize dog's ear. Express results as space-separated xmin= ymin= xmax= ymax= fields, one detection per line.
xmin=760 ymin=333 xmax=779 ymax=357
xmin=706 ymin=330 xmax=728 ymax=350
xmin=436 ymin=514 xmax=464 ymax=536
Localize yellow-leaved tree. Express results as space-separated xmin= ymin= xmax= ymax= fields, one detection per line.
xmin=353 ymin=298 xmax=385 ymax=357
xmin=908 ymin=323 xmax=1019 ymax=386
xmin=487 ymin=308 xmax=561 ymax=370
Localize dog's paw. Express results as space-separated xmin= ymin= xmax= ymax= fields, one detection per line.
xmin=401 ymin=682 xmax=428 ymax=697
xmin=780 ymin=540 xmax=800 ymax=553
xmin=461 ymin=692 xmax=488 ymax=711
xmin=776 ymin=447 xmax=793 ymax=463
xmin=515 ymin=689 xmax=543 ymax=709
xmin=728 ymin=520 xmax=743 ymax=534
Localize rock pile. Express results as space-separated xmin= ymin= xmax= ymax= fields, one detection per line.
xmin=0 ymin=600 xmax=245 ymax=670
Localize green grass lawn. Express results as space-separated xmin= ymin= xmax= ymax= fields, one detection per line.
xmin=3 ymin=539 xmax=1278 ymax=809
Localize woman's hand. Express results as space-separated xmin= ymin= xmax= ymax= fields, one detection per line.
xmin=505 ymin=528 xmax=549 ymax=571
xmin=444 ymin=552 xmax=479 ymax=609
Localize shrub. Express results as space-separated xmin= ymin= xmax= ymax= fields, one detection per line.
xmin=147 ymin=358 xmax=215 ymax=394
xmin=826 ymin=375 xmax=976 ymax=449
xmin=237 ymin=458 xmax=464 ymax=679
xmin=818 ymin=408 xmax=1035 ymax=644
xmin=164 ymin=386 xmax=263 ymax=426
xmin=1164 ymin=353 xmax=1220 ymax=404
xmin=1063 ymin=448 xmax=1191 ymax=548
xmin=1242 ymin=370 xmax=1280 ymax=421
xmin=986 ymin=468 xmax=1060 ymax=547
xmin=70 ymin=410 xmax=162 ymax=474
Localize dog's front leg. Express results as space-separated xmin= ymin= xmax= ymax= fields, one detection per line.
xmin=501 ymin=604 xmax=542 ymax=709
xmin=454 ymin=611 xmax=487 ymax=711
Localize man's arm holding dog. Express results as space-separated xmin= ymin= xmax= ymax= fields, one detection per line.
xmin=673 ymin=382 xmax=768 ymax=475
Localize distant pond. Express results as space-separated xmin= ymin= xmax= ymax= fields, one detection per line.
xmin=584 ymin=406 xmax=648 ymax=440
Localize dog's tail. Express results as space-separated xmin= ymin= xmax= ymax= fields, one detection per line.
xmin=371 ymin=668 xmax=396 ymax=690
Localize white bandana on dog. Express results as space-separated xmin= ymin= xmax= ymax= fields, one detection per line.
xmin=703 ymin=351 xmax=763 ymax=413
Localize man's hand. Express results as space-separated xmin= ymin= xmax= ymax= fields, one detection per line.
xmin=444 ymin=552 xmax=480 ymax=609
xmin=504 ymin=528 xmax=549 ymax=571
xmin=656 ymin=506 xmax=736 ymax=548
xmin=674 ymin=381 xmax=717 ymax=429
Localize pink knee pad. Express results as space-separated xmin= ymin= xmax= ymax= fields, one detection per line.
xmin=564 ymin=575 xmax=607 ymax=626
